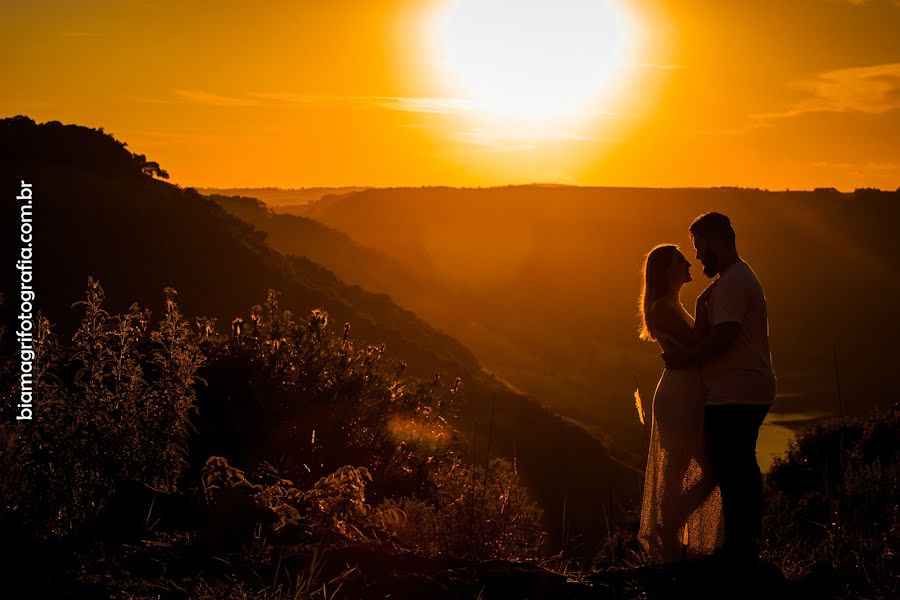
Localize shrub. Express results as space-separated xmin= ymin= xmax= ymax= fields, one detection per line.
xmin=202 ymin=455 xmax=373 ymax=540
xmin=195 ymin=291 xmax=460 ymax=497
xmin=372 ymin=454 xmax=545 ymax=560
xmin=0 ymin=278 xmax=204 ymax=538
xmin=762 ymin=403 xmax=899 ymax=596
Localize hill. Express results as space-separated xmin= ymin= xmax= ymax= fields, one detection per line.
xmin=208 ymin=194 xmax=478 ymax=346
xmin=196 ymin=186 xmax=367 ymax=207
xmin=0 ymin=116 xmax=640 ymax=550
xmin=273 ymin=185 xmax=900 ymax=459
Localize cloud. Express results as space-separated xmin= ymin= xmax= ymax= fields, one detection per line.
xmin=755 ymin=62 xmax=900 ymax=122
xmin=150 ymin=90 xmax=614 ymax=152
xmin=710 ymin=62 xmax=900 ymax=135
xmin=371 ymin=96 xmax=481 ymax=115
xmin=172 ymin=91 xmax=478 ymax=114
xmin=173 ymin=89 xmax=263 ymax=107
xmin=452 ymin=129 xmax=602 ymax=153
xmin=256 ymin=93 xmax=485 ymax=115
xmin=826 ymin=0 xmax=898 ymax=5
xmin=152 ymin=90 xmax=617 ymax=122
xmin=246 ymin=91 xmax=313 ymax=104
xmin=369 ymin=96 xmax=619 ymax=119
xmin=810 ymin=160 xmax=897 ymax=171
xmin=130 ymin=96 xmax=180 ymax=105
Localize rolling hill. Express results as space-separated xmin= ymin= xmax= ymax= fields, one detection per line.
xmin=268 ymin=185 xmax=900 ymax=459
xmin=0 ymin=116 xmax=640 ymax=550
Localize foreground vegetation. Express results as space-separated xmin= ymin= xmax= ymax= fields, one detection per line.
xmin=0 ymin=281 xmax=545 ymax=598
xmin=0 ymin=281 xmax=896 ymax=598
xmin=762 ymin=404 xmax=899 ymax=597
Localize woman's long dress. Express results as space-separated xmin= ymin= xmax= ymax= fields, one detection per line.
xmin=638 ymin=300 xmax=724 ymax=563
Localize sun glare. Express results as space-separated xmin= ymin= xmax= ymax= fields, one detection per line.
xmin=437 ymin=0 xmax=634 ymax=121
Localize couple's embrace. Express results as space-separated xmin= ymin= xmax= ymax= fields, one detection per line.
xmin=637 ymin=212 xmax=776 ymax=566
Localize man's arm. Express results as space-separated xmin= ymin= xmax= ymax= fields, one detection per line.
xmin=664 ymin=272 xmax=749 ymax=369
xmin=662 ymin=321 xmax=739 ymax=369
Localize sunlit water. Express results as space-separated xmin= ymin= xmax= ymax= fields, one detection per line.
xmin=757 ymin=411 xmax=832 ymax=472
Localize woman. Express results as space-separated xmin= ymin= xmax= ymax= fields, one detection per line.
xmin=637 ymin=244 xmax=723 ymax=563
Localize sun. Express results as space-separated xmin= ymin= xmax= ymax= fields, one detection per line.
xmin=436 ymin=0 xmax=633 ymax=121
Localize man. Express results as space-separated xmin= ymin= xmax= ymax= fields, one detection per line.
xmin=664 ymin=211 xmax=776 ymax=563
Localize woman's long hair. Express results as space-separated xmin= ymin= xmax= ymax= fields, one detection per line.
xmin=638 ymin=244 xmax=680 ymax=342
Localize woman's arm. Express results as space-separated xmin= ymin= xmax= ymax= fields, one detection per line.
xmin=663 ymin=322 xmax=740 ymax=369
xmin=662 ymin=284 xmax=741 ymax=369
xmin=647 ymin=299 xmax=697 ymax=347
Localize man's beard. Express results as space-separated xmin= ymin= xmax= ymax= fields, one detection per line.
xmin=702 ymin=253 xmax=719 ymax=277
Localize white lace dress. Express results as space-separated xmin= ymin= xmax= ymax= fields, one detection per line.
xmin=638 ymin=301 xmax=724 ymax=563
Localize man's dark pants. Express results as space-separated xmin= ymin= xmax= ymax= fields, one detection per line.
xmin=704 ymin=403 xmax=770 ymax=560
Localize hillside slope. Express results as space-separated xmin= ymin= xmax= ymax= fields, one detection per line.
xmin=280 ymin=185 xmax=900 ymax=457
xmin=0 ymin=116 xmax=640 ymax=549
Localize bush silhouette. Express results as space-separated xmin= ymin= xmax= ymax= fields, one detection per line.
xmin=0 ymin=278 xmax=204 ymax=538
xmin=0 ymin=281 xmax=546 ymax=562
xmin=762 ymin=404 xmax=899 ymax=595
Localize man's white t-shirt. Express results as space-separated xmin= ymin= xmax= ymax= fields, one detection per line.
xmin=700 ymin=260 xmax=776 ymax=406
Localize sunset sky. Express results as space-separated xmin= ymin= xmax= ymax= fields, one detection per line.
xmin=3 ymin=0 xmax=899 ymax=190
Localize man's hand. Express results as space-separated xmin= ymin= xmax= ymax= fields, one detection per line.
xmin=665 ymin=321 xmax=740 ymax=369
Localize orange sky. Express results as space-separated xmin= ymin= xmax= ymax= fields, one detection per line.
xmin=2 ymin=0 xmax=899 ymax=190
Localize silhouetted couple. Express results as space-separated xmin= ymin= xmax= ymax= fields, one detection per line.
xmin=637 ymin=212 xmax=776 ymax=567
